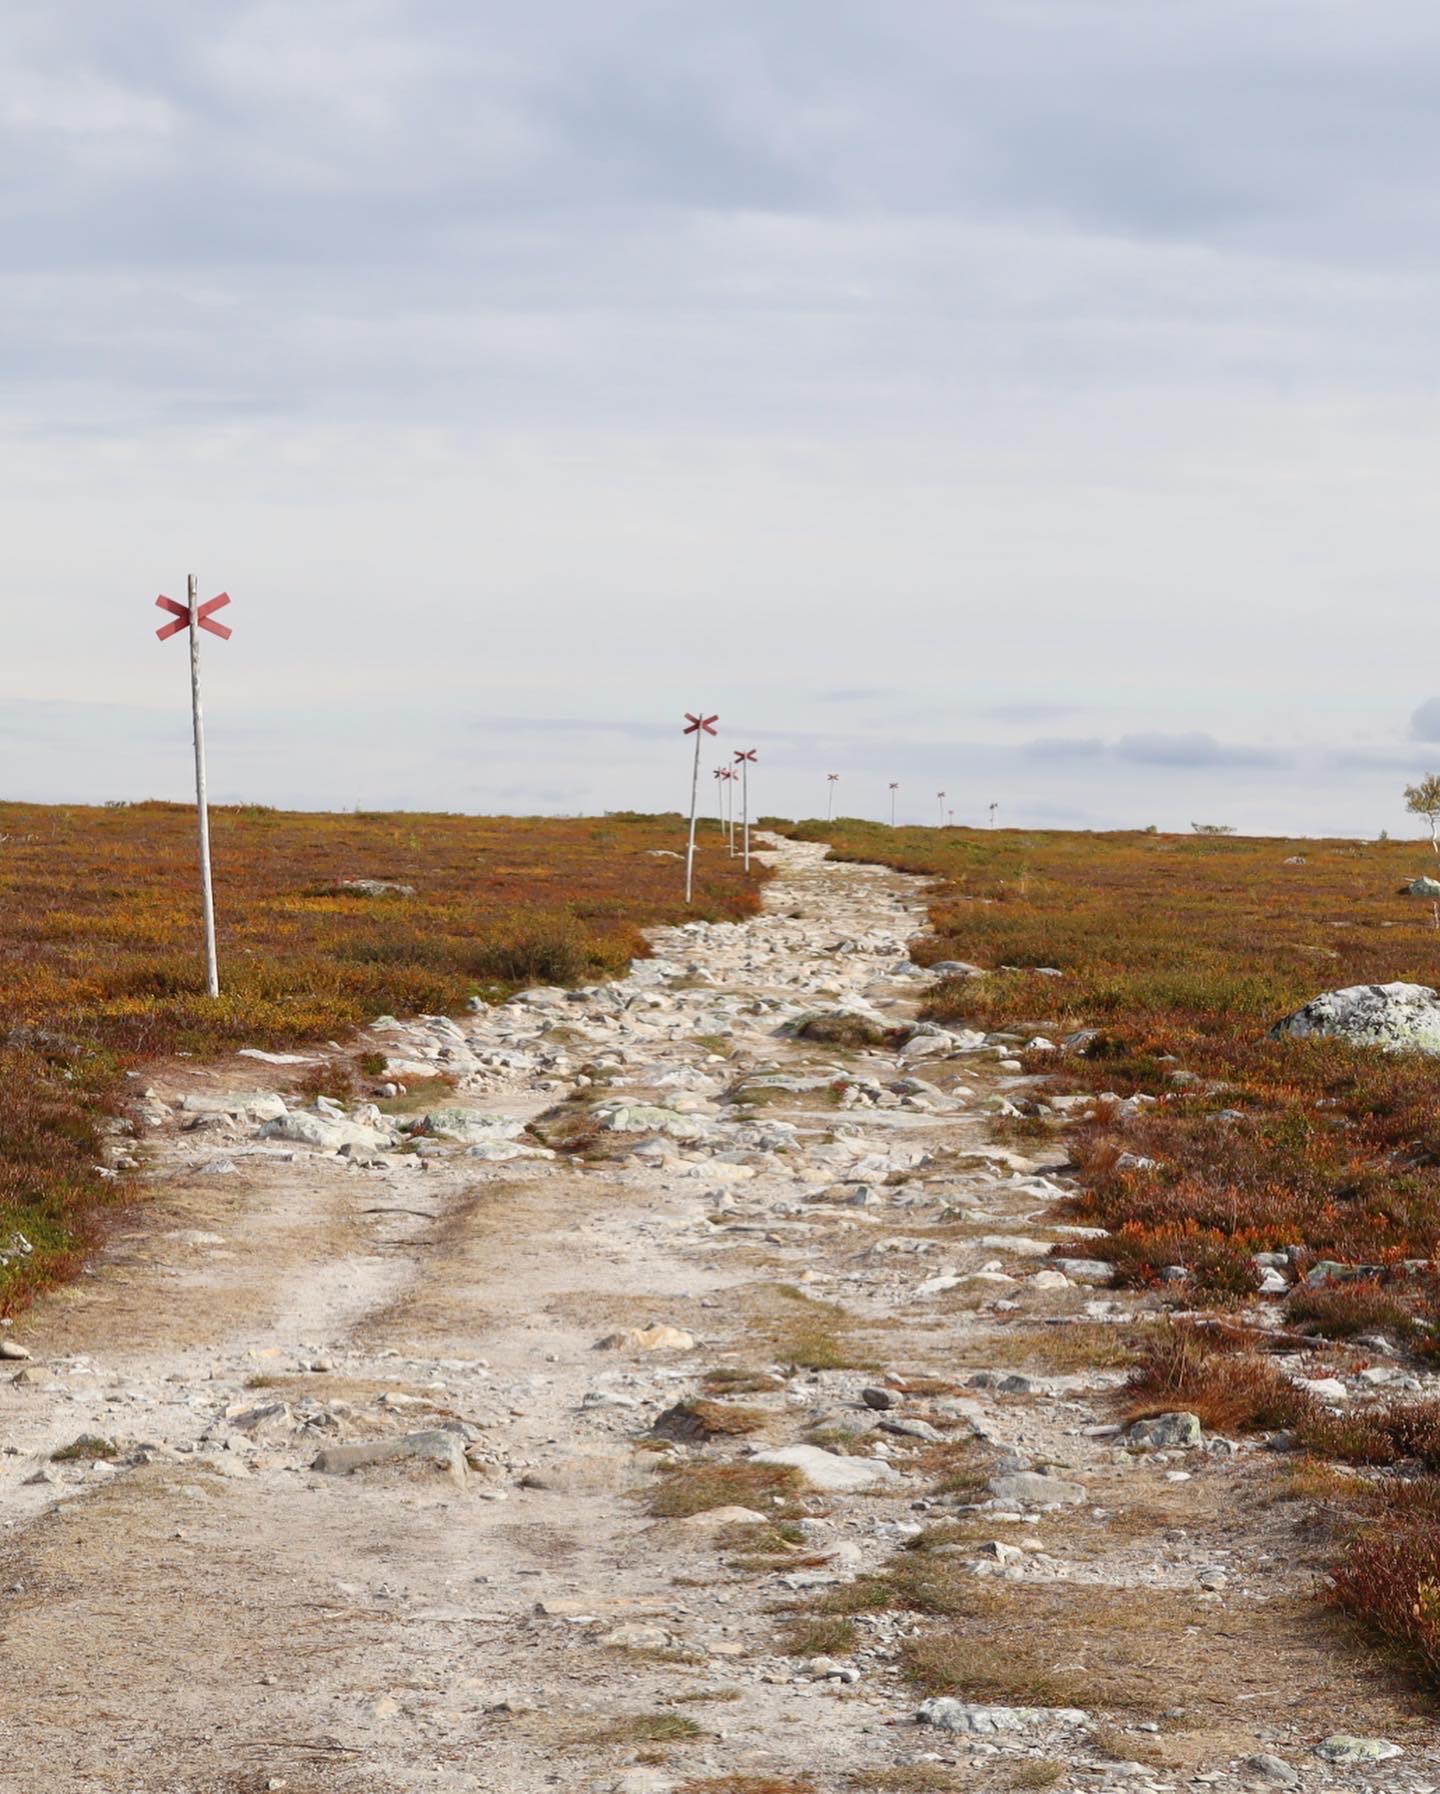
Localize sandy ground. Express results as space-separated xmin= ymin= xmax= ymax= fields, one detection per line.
xmin=0 ymin=838 xmax=1433 ymax=1794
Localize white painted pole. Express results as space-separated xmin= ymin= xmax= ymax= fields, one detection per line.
xmin=937 ymin=791 xmax=945 ymax=828
xmin=827 ymin=773 xmax=838 ymax=821
xmin=742 ymin=756 xmax=751 ymax=871
xmin=188 ymin=573 xmax=220 ymax=997
xmin=889 ymin=783 xmax=898 ymax=827
xmin=684 ymin=718 xmax=703 ymax=905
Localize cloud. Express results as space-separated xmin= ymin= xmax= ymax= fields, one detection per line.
xmin=1021 ymin=736 xmax=1106 ymax=760
xmin=982 ymin=702 xmax=1082 ymax=724
xmin=1113 ymin=732 xmax=1290 ymax=770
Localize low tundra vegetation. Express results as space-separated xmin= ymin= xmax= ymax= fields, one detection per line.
xmin=787 ymin=819 xmax=1440 ymax=1699
xmin=788 ymin=818 xmax=1440 ymax=1298
xmin=0 ymin=802 xmax=763 ymax=1311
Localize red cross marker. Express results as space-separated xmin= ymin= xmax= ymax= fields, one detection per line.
xmin=152 ymin=575 xmax=233 ymax=998
xmin=156 ymin=591 xmax=232 ymax=641
xmin=682 ymin=710 xmax=720 ymax=902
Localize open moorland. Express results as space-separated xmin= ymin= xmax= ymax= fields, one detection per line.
xmin=787 ymin=817 xmax=1440 ymax=1700
xmin=0 ymin=801 xmax=760 ymax=1310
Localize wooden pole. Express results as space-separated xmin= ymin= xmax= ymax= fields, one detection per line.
xmin=188 ymin=574 xmax=220 ymax=997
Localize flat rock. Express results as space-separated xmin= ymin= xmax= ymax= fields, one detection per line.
xmin=312 ymin=1429 xmax=466 ymax=1484
xmin=595 ymin=1325 xmax=696 ymax=1353
xmin=1049 ymin=1258 xmax=1115 ymax=1285
xmin=260 ymin=1112 xmax=388 ymax=1152
xmin=753 ymin=1444 xmax=898 ymax=1492
xmin=676 ymin=1505 xmax=769 ymax=1528
xmin=1314 ymin=1735 xmax=1402 ymax=1764
xmin=916 ymin=1698 xmax=1089 ymax=1733
xmin=988 ymin=1469 xmax=1086 ymax=1507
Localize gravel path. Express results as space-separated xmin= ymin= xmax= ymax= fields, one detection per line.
xmin=0 ymin=837 xmax=1429 ymax=1794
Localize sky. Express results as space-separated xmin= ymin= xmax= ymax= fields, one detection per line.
xmin=6 ymin=0 xmax=1440 ymax=836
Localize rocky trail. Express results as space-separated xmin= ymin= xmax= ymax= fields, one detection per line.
xmin=0 ymin=838 xmax=1433 ymax=1794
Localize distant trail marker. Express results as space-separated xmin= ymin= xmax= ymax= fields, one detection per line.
xmin=989 ymin=801 xmax=998 ymax=828
xmin=826 ymin=772 xmax=839 ymax=821
xmin=713 ymin=765 xmax=729 ymax=832
xmin=937 ymin=790 xmax=946 ymax=828
xmin=889 ymin=782 xmax=898 ymax=827
xmin=682 ymin=712 xmax=718 ymax=903
xmin=734 ymin=749 xmax=757 ymax=871
xmin=155 ymin=577 xmax=232 ymax=997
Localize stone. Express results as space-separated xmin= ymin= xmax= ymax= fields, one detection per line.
xmin=1245 ymin=1759 xmax=1299 ymax=1788
xmin=333 ymin=879 xmax=416 ymax=897
xmin=311 ymin=1429 xmax=466 ymax=1485
xmin=601 ymin=1622 xmax=672 ymax=1649
xmin=753 ymin=1444 xmax=898 ymax=1492
xmin=1126 ymin=1412 xmax=1203 ymax=1450
xmin=1407 ymin=876 xmax=1440 ymax=897
xmin=1271 ymin=982 xmax=1440 ymax=1055
xmin=1314 ymin=1735 xmax=1402 ymax=1764
xmin=1048 ymin=1258 xmax=1115 ymax=1285
xmin=878 ymin=1417 xmax=943 ymax=1442
xmin=915 ymin=1698 xmax=1089 ymax=1733
xmin=987 ymin=1470 xmax=1086 ymax=1507
xmin=676 ymin=1505 xmax=769 ymax=1528
xmin=1296 ymin=1376 xmax=1348 ymax=1403
xmin=181 ymin=1090 xmax=289 ymax=1121
xmin=0 ymin=1339 xmax=32 ymax=1361
xmin=408 ymin=1107 xmax=526 ymax=1144
xmin=860 ymin=1386 xmax=897 ymax=1410
xmin=595 ymin=1325 xmax=696 ymax=1353
xmin=259 ymin=1112 xmax=387 ymax=1152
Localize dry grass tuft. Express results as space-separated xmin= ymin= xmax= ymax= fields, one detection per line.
xmin=845 ymin=1772 xmax=964 ymax=1792
xmin=678 ymin=1778 xmax=817 ymax=1794
xmin=778 ymin=1617 xmax=859 ymax=1657
xmin=647 ymin=1460 xmax=804 ymax=1520
xmin=1285 ymin=1277 xmax=1428 ymax=1342
xmin=703 ymin=1367 xmax=788 ymax=1395
xmin=651 ymin=1399 xmax=771 ymax=1443
xmin=1122 ymin=1323 xmax=1314 ymax=1434
xmin=586 ymin=1712 xmax=704 ymax=1746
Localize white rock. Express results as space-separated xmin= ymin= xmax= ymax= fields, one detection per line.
xmin=753 ymin=1444 xmax=898 ymax=1492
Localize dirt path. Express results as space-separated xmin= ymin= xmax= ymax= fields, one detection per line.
xmin=0 ymin=839 xmax=1431 ymax=1794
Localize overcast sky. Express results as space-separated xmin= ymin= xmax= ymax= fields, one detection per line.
xmin=6 ymin=0 xmax=1440 ymax=835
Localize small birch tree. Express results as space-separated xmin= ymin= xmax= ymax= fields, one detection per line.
xmin=1404 ymin=774 xmax=1440 ymax=854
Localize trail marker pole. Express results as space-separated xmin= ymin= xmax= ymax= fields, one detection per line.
xmin=826 ymin=772 xmax=839 ymax=821
xmin=889 ymin=782 xmax=898 ymax=826
xmin=713 ymin=765 xmax=729 ymax=832
xmin=989 ymin=801 xmax=998 ymax=828
xmin=734 ymin=749 xmax=757 ymax=871
xmin=937 ymin=790 xmax=946 ymax=828
xmin=156 ymin=577 xmax=232 ymax=997
xmin=682 ymin=712 xmax=718 ymax=903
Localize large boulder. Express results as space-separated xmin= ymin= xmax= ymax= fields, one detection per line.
xmin=1270 ymin=983 xmax=1440 ymax=1055
xmin=1407 ymin=877 xmax=1440 ymax=897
